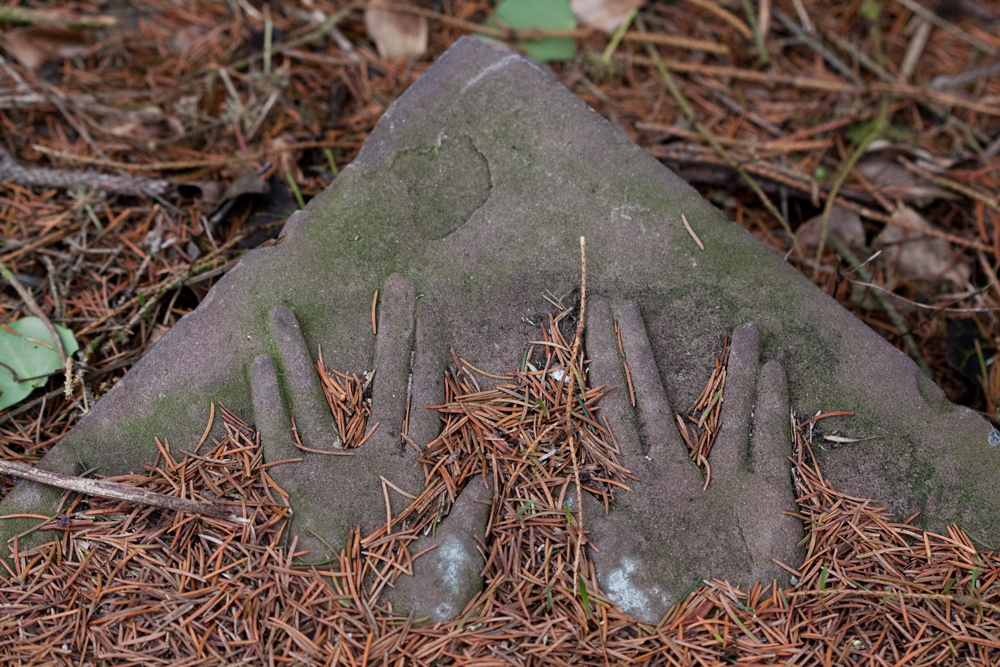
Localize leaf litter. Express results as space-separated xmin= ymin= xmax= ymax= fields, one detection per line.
xmin=1 ymin=0 xmax=1000 ymax=662
xmin=3 ymin=301 xmax=1000 ymax=665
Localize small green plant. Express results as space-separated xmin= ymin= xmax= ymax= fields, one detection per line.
xmin=0 ymin=317 xmax=79 ymax=410
xmin=577 ymin=572 xmax=591 ymax=620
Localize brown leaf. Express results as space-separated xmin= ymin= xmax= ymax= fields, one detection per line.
xmin=877 ymin=205 xmax=970 ymax=289
xmin=2 ymin=26 xmax=91 ymax=72
xmin=144 ymin=324 xmax=171 ymax=354
xmin=179 ymin=179 xmax=223 ymax=205
xmin=571 ymin=0 xmax=644 ymax=32
xmin=796 ymin=206 xmax=865 ymax=250
xmin=103 ymin=106 xmax=184 ymax=143
xmin=364 ymin=0 xmax=428 ymax=61
xmin=273 ymin=135 xmax=305 ymax=183
xmin=857 ymin=156 xmax=952 ymax=206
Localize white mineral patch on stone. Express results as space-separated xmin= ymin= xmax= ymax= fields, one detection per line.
xmin=433 ymin=601 xmax=455 ymax=621
xmin=429 ymin=534 xmax=474 ymax=621
xmin=15 ymin=484 xmax=42 ymax=508
xmin=436 ymin=534 xmax=470 ymax=595
xmin=605 ymin=556 xmax=673 ymax=621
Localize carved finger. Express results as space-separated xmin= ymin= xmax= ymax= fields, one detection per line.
xmin=742 ymin=359 xmax=803 ymax=583
xmin=368 ymin=273 xmax=417 ymax=455
xmin=407 ymin=310 xmax=449 ymax=453
xmin=249 ymin=353 xmax=329 ymax=559
xmin=711 ymin=323 xmax=760 ymax=478
xmin=612 ymin=303 xmax=691 ymax=471
xmin=752 ymin=360 xmax=794 ymax=483
xmin=584 ymin=295 xmax=642 ymax=467
xmin=268 ymin=305 xmax=341 ymax=450
xmin=249 ymin=355 xmax=297 ymax=460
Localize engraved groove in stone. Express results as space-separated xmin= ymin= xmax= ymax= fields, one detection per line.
xmin=389 ymin=135 xmax=492 ymax=241
xmin=612 ymin=303 xmax=690 ymax=469
xmin=712 ymin=323 xmax=760 ymax=477
xmin=268 ymin=305 xmax=341 ymax=450
xmin=369 ymin=273 xmax=417 ymax=454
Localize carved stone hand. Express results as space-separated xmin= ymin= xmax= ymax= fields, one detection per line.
xmin=583 ymin=296 xmax=803 ymax=623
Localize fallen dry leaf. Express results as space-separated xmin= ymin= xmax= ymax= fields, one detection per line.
xmin=221 ymin=171 xmax=270 ymax=202
xmin=857 ymin=155 xmax=952 ymax=206
xmin=273 ymin=134 xmax=305 ymax=183
xmin=364 ymin=0 xmax=428 ymax=61
xmin=877 ymin=205 xmax=970 ymax=289
xmin=144 ymin=324 xmax=171 ymax=353
xmin=2 ymin=26 xmax=92 ymax=72
xmin=571 ymin=0 xmax=644 ymax=32
xmin=102 ymin=106 xmax=185 ymax=144
xmin=796 ymin=205 xmax=865 ymax=250
xmin=178 ymin=179 xmax=223 ymax=205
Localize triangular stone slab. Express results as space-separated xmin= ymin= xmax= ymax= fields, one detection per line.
xmin=2 ymin=37 xmax=996 ymax=623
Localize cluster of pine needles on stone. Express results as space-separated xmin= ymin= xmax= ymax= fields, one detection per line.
xmin=2 ymin=310 xmax=999 ymax=665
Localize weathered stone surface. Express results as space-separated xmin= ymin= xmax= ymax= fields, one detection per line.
xmin=385 ymin=477 xmax=492 ymax=623
xmin=2 ymin=37 xmax=997 ymax=623
xmin=584 ymin=305 xmax=802 ymax=622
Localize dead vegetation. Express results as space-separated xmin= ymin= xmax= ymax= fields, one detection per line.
xmin=1 ymin=0 xmax=999 ymax=663
xmin=2 ymin=309 xmax=999 ymax=664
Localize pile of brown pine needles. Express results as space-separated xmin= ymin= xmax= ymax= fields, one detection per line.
xmin=2 ymin=308 xmax=999 ymax=665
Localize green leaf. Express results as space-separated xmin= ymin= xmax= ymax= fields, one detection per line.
xmin=533 ymin=396 xmax=548 ymax=418
xmin=577 ymin=572 xmax=591 ymax=620
xmin=847 ymin=120 xmax=877 ymax=144
xmin=860 ymin=0 xmax=881 ymax=22
xmin=0 ymin=317 xmax=79 ymax=411
xmin=488 ymin=0 xmax=577 ymax=62
xmin=515 ymin=499 xmax=537 ymax=519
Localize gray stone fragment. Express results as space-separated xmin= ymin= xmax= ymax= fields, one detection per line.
xmin=1 ymin=37 xmax=996 ymax=624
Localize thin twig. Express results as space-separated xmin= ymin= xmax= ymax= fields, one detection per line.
xmin=0 ymin=460 xmax=243 ymax=521
xmin=638 ymin=23 xmax=801 ymax=256
xmin=893 ymin=0 xmax=999 ymax=56
xmin=830 ymin=235 xmax=932 ymax=376
xmin=813 ymin=99 xmax=888 ymax=275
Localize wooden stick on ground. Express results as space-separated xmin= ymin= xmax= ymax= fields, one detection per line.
xmin=0 ymin=460 xmax=246 ymax=522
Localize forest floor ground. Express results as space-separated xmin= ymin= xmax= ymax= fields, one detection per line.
xmin=1 ymin=1 xmax=1000 ymax=664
